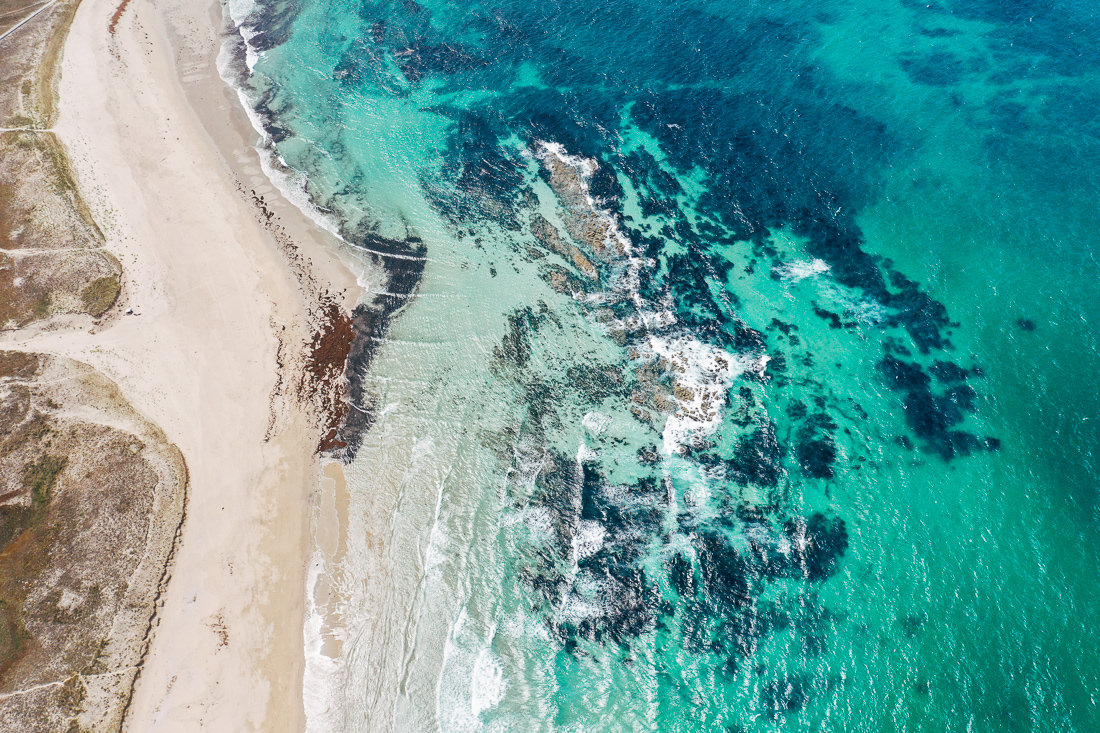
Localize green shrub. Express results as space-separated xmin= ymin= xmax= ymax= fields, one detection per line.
xmin=25 ymin=455 xmax=66 ymax=506
xmin=81 ymin=275 xmax=119 ymax=316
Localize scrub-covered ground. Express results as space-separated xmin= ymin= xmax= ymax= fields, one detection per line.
xmin=0 ymin=3 xmax=187 ymax=730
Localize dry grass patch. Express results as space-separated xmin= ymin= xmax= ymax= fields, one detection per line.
xmin=0 ymin=249 xmax=121 ymax=328
xmin=0 ymin=0 xmax=77 ymax=126
xmin=0 ymin=2 xmax=123 ymax=330
xmin=0 ymin=352 xmax=187 ymax=732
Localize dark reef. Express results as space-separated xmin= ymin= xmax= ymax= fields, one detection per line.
xmin=325 ymin=232 xmax=426 ymax=462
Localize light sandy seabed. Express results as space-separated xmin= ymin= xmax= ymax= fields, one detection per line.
xmin=4 ymin=0 xmax=360 ymax=726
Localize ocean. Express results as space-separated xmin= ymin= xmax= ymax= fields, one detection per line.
xmin=221 ymin=0 xmax=1100 ymax=729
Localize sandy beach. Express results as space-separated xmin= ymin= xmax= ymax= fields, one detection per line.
xmin=3 ymin=0 xmax=359 ymax=726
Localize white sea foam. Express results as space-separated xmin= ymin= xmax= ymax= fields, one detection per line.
xmin=510 ymin=438 xmax=549 ymax=495
xmin=221 ymin=0 xmax=264 ymax=70
xmin=216 ymin=12 xmax=351 ymax=248
xmin=558 ymin=586 xmax=602 ymax=623
xmin=680 ymin=467 xmax=713 ymax=509
xmin=470 ymin=648 xmax=507 ymax=717
xmin=255 ymin=129 xmax=349 ymax=241
xmin=223 ymin=0 xmax=256 ymax=30
xmin=604 ymin=306 xmax=677 ymax=335
xmin=425 ymin=503 xmax=451 ymax=570
xmin=647 ymin=335 xmax=766 ymax=455
xmin=775 ymin=257 xmax=830 ymax=282
xmin=535 ymin=140 xmax=598 ymax=180
xmin=581 ymin=411 xmax=611 ymax=435
xmin=502 ymin=610 xmax=551 ymax=643
xmin=523 ymin=506 xmax=556 ymax=543
xmin=439 ymin=614 xmax=510 ymax=731
xmin=302 ymin=548 xmax=347 ymax=733
xmin=533 ymin=140 xmax=664 ymax=353
xmin=572 ymin=520 xmax=608 ymax=560
xmin=850 ymin=296 xmax=888 ymax=325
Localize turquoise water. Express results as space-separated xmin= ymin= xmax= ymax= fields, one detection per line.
xmin=226 ymin=0 xmax=1100 ymax=729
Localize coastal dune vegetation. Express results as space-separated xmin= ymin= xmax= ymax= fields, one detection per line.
xmin=0 ymin=1 xmax=187 ymax=729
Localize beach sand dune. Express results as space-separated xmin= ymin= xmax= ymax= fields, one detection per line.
xmin=23 ymin=0 xmax=362 ymax=727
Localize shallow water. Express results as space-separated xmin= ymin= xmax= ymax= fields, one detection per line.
xmin=225 ymin=0 xmax=1100 ymax=729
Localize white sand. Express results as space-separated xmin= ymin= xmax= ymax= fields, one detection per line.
xmin=8 ymin=0 xmax=359 ymax=727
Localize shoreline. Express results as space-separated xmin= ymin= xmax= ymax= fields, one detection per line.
xmin=29 ymin=0 xmax=361 ymax=726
